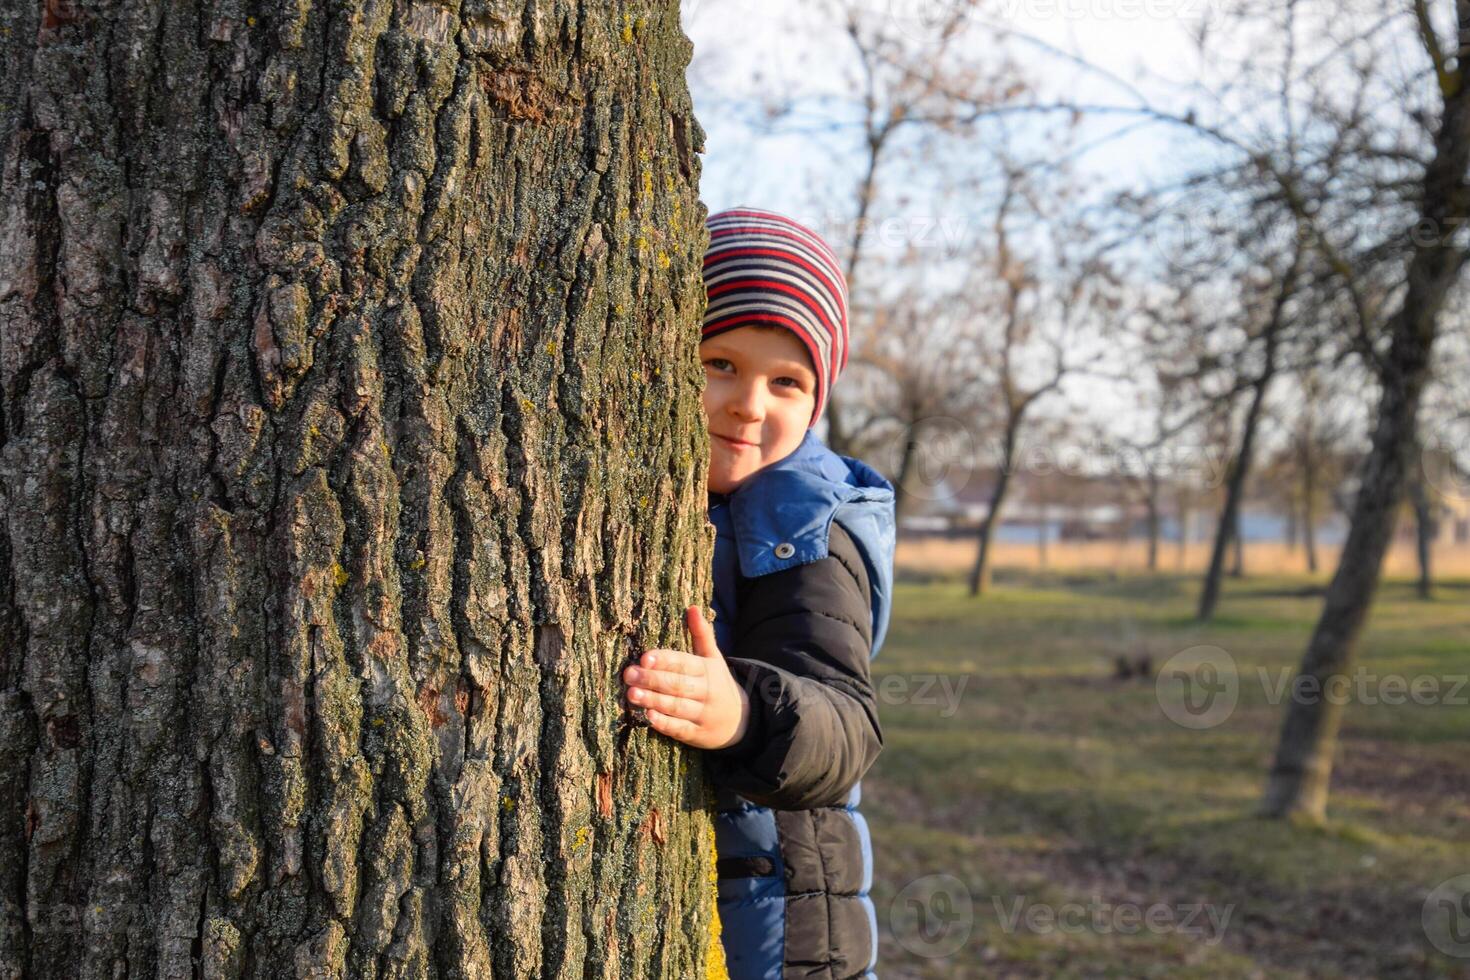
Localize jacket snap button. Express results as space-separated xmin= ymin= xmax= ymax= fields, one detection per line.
xmin=774 ymin=542 xmax=795 ymax=559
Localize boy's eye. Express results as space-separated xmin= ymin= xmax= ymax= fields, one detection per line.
xmin=703 ymin=358 xmax=807 ymax=391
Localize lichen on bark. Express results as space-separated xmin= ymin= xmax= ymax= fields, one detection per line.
xmin=0 ymin=1 xmax=716 ymax=976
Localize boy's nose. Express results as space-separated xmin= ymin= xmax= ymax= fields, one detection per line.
xmin=729 ymin=382 xmax=765 ymax=421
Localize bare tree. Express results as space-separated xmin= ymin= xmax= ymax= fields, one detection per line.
xmin=964 ymin=167 xmax=1113 ymax=597
xmin=1046 ymin=0 xmax=1469 ymax=818
xmin=1196 ymin=247 xmax=1304 ymax=619
xmin=840 ymin=285 xmax=992 ymax=523
xmin=1252 ymin=0 xmax=1470 ymax=821
xmin=697 ymin=0 xmax=1032 ymax=456
xmin=1103 ymin=362 xmax=1191 ymax=574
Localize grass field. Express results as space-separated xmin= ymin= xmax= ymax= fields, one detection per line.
xmin=863 ymin=565 xmax=1470 ymax=978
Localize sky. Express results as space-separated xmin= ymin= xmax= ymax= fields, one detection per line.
xmin=681 ymin=0 xmax=1231 ymax=448
xmin=679 ymin=1 xmax=1470 ymax=502
xmin=682 ymin=0 xmax=1220 ymax=219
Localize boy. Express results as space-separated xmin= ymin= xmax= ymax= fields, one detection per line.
xmin=621 ymin=208 xmax=896 ymax=979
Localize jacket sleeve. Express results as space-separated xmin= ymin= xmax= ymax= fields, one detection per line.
xmin=703 ymin=522 xmax=883 ymax=810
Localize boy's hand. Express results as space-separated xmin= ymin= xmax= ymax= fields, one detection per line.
xmin=622 ymin=605 xmax=751 ymax=750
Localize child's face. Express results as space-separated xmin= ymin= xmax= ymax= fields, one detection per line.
xmin=701 ymin=325 xmax=818 ymax=495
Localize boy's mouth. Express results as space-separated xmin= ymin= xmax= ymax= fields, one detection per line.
xmin=713 ymin=433 xmax=757 ymax=450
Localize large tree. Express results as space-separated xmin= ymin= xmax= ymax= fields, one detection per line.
xmin=0 ymin=1 xmax=720 ymax=977
xmin=1256 ymin=0 xmax=1470 ymax=821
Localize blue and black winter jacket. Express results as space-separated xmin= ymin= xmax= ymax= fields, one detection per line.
xmin=704 ymin=430 xmax=896 ymax=980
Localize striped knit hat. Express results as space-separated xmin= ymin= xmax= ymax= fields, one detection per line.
xmin=702 ymin=207 xmax=849 ymax=429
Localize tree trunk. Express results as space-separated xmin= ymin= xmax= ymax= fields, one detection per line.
xmin=968 ymin=426 xmax=1016 ymax=597
xmin=1197 ymin=258 xmax=1295 ymax=620
xmin=1410 ymin=471 xmax=1436 ymax=600
xmin=0 ymin=3 xmax=720 ymax=978
xmin=1145 ymin=475 xmax=1160 ymax=572
xmin=1198 ymin=424 xmax=1254 ymax=619
xmin=1228 ymin=510 xmax=1245 ymax=579
xmin=892 ymin=417 xmax=919 ymax=524
xmin=1262 ymin=36 xmax=1470 ymax=819
xmin=967 ymin=476 xmax=1007 ymax=597
xmin=1036 ymin=501 xmax=1048 ymax=570
xmin=1176 ymin=495 xmax=1190 ymax=570
xmin=1302 ymin=461 xmax=1319 ymax=574
xmin=823 ymin=391 xmax=851 ymax=457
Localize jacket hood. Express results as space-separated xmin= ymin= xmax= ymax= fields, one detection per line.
xmin=709 ymin=429 xmax=897 ymax=658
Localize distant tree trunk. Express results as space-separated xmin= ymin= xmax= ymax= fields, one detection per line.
xmin=1262 ymin=45 xmax=1470 ymax=820
xmin=968 ymin=469 xmax=1010 ymax=596
xmin=0 ymin=3 xmax=720 ymax=977
xmin=1198 ymin=257 xmax=1296 ymax=620
xmin=968 ymin=421 xmax=1018 ymax=597
xmin=1176 ymin=494 xmax=1191 ymax=569
xmin=893 ymin=428 xmax=916 ymax=522
xmin=1198 ymin=404 xmax=1260 ymax=618
xmin=1145 ymin=474 xmax=1161 ymax=572
xmin=1229 ymin=510 xmax=1246 ymax=579
xmin=891 ymin=403 xmax=923 ymax=524
xmin=823 ymin=145 xmax=885 ymax=461
xmin=824 ymin=392 xmax=852 ymax=457
xmin=1302 ymin=461 xmax=1320 ymax=573
xmin=1037 ymin=501 xmax=1049 ymax=570
xmin=1410 ymin=470 xmax=1436 ymax=600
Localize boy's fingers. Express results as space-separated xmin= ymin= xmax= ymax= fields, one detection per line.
xmin=640 ymin=648 xmax=705 ymax=677
xmin=686 ymin=605 xmax=722 ymax=659
xmin=629 ymin=667 xmax=706 ymax=700
xmin=646 ymin=709 xmax=698 ymax=742
xmin=631 ymin=688 xmax=703 ymax=722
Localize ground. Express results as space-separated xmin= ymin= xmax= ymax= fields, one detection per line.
xmin=864 ymin=568 xmax=1470 ymax=979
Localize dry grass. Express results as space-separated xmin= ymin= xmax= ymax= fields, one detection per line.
xmin=866 ymin=571 xmax=1470 ymax=978
xmin=896 ymin=537 xmax=1470 ymax=579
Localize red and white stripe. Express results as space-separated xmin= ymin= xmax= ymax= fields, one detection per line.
xmin=702 ymin=207 xmax=850 ymax=428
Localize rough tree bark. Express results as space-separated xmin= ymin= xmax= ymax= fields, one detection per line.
xmin=1261 ymin=8 xmax=1470 ymax=820
xmin=0 ymin=1 xmax=720 ymax=977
